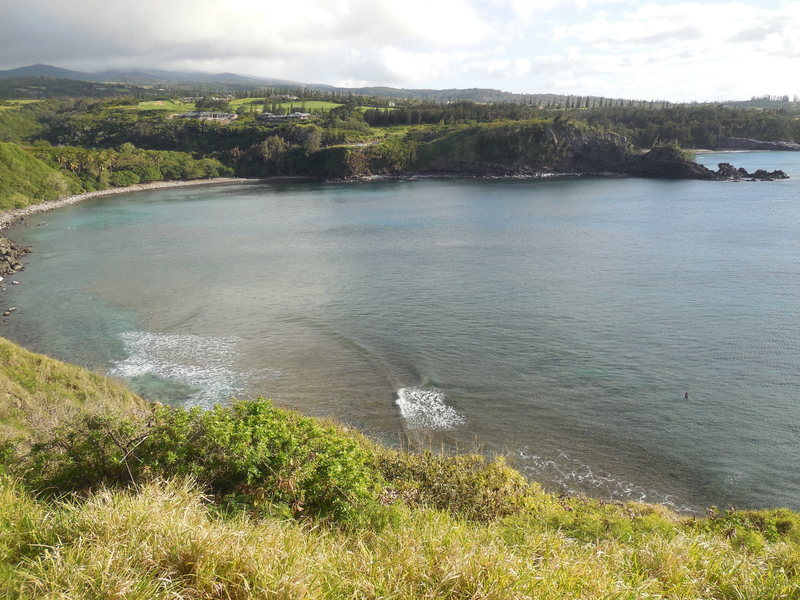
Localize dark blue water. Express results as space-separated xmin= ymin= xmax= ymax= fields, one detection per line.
xmin=3 ymin=151 xmax=799 ymax=512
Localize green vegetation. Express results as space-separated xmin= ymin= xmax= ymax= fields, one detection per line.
xmin=0 ymin=100 xmax=41 ymax=112
xmin=0 ymin=106 xmax=43 ymax=143
xmin=0 ymin=142 xmax=75 ymax=209
xmin=0 ymin=336 xmax=799 ymax=598
xmin=0 ymin=93 xmax=793 ymax=188
xmin=0 ymin=335 xmax=144 ymax=439
xmin=0 ymin=140 xmax=232 ymax=209
xmin=30 ymin=143 xmax=233 ymax=190
xmin=133 ymin=99 xmax=195 ymax=112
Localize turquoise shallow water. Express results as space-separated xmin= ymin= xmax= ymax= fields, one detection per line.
xmin=3 ymin=151 xmax=800 ymax=512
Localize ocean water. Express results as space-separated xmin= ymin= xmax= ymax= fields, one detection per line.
xmin=3 ymin=151 xmax=800 ymax=512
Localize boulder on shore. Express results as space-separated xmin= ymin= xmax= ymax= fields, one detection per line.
xmin=0 ymin=236 xmax=30 ymax=277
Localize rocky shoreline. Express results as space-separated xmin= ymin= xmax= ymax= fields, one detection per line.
xmin=0 ymin=236 xmax=28 ymax=277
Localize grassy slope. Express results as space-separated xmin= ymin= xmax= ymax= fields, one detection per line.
xmin=0 ymin=108 xmax=42 ymax=142
xmin=0 ymin=337 xmax=144 ymax=438
xmin=0 ymin=336 xmax=799 ymax=598
xmin=2 ymin=477 xmax=797 ymax=600
xmin=0 ymin=142 xmax=76 ymax=210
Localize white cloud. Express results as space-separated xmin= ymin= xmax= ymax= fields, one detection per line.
xmin=0 ymin=0 xmax=797 ymax=100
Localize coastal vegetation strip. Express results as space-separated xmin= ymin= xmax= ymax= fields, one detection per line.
xmin=0 ymin=336 xmax=799 ymax=598
xmin=2 ymin=97 xmax=796 ymax=187
xmin=0 ymin=141 xmax=233 ymax=212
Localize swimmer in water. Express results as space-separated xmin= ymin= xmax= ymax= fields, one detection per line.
xmin=684 ymin=392 xmax=689 ymax=399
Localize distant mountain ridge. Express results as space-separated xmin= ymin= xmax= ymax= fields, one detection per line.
xmin=0 ymin=63 xmax=303 ymax=87
xmin=1 ymin=64 xmax=797 ymax=109
xmin=0 ymin=64 xmax=591 ymax=104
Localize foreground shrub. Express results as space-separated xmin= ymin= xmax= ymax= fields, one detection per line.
xmin=23 ymin=398 xmax=382 ymax=522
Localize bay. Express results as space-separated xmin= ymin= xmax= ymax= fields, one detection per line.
xmin=3 ymin=150 xmax=800 ymax=512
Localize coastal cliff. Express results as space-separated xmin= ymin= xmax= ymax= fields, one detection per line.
xmin=342 ymin=119 xmax=790 ymax=181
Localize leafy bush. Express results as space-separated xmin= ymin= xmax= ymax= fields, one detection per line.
xmin=110 ymin=170 xmax=140 ymax=187
xmin=22 ymin=399 xmax=382 ymax=522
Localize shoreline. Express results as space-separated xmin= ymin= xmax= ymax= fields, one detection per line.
xmin=0 ymin=177 xmax=276 ymax=232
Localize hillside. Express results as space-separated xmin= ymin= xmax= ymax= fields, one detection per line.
xmin=0 ymin=336 xmax=144 ymax=438
xmin=0 ymin=142 xmax=76 ymax=210
xmin=0 ymin=336 xmax=799 ymax=598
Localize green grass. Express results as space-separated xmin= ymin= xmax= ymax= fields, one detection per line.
xmin=107 ymin=100 xmax=197 ymax=112
xmin=0 ymin=336 xmax=144 ymax=439
xmin=229 ymin=98 xmax=343 ymax=113
xmin=139 ymin=100 xmax=196 ymax=111
xmin=275 ymin=100 xmax=342 ymax=112
xmin=227 ymin=98 xmax=265 ymax=109
xmin=1 ymin=477 xmax=798 ymax=599
xmin=0 ymin=143 xmax=76 ymax=210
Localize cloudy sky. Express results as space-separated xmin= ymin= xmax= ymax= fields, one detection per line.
xmin=1 ymin=0 xmax=798 ymax=101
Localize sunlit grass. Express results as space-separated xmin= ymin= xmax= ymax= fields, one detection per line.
xmin=229 ymin=98 xmax=344 ymax=113
xmin=2 ymin=477 xmax=798 ymax=599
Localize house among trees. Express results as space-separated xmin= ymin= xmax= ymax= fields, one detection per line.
xmin=177 ymin=111 xmax=238 ymax=122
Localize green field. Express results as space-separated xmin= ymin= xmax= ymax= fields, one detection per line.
xmin=106 ymin=98 xmax=351 ymax=115
xmin=106 ymin=100 xmax=197 ymax=112
xmin=230 ymin=98 xmax=344 ymax=113
xmin=135 ymin=100 xmax=196 ymax=112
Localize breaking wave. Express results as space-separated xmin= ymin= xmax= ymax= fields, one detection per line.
xmin=396 ymin=386 xmax=466 ymax=430
xmin=111 ymin=331 xmax=247 ymax=408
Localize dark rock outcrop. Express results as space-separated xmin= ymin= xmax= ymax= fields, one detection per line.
xmin=715 ymin=136 xmax=800 ymax=152
xmin=715 ymin=162 xmax=788 ymax=181
xmin=0 ymin=236 xmax=30 ymax=277
xmin=566 ymin=141 xmax=789 ymax=181
xmin=624 ymin=145 xmax=717 ymax=179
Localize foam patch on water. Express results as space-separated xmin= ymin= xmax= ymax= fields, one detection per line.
xmin=518 ymin=448 xmax=694 ymax=512
xmin=111 ymin=331 xmax=246 ymax=408
xmin=396 ymin=387 xmax=466 ymax=430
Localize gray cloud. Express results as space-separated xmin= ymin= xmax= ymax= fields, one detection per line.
xmin=727 ymin=24 xmax=782 ymax=43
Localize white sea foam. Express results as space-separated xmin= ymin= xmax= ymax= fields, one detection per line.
xmin=111 ymin=331 xmax=246 ymax=408
xmin=396 ymin=387 xmax=466 ymax=430
xmin=517 ymin=447 xmax=694 ymax=512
